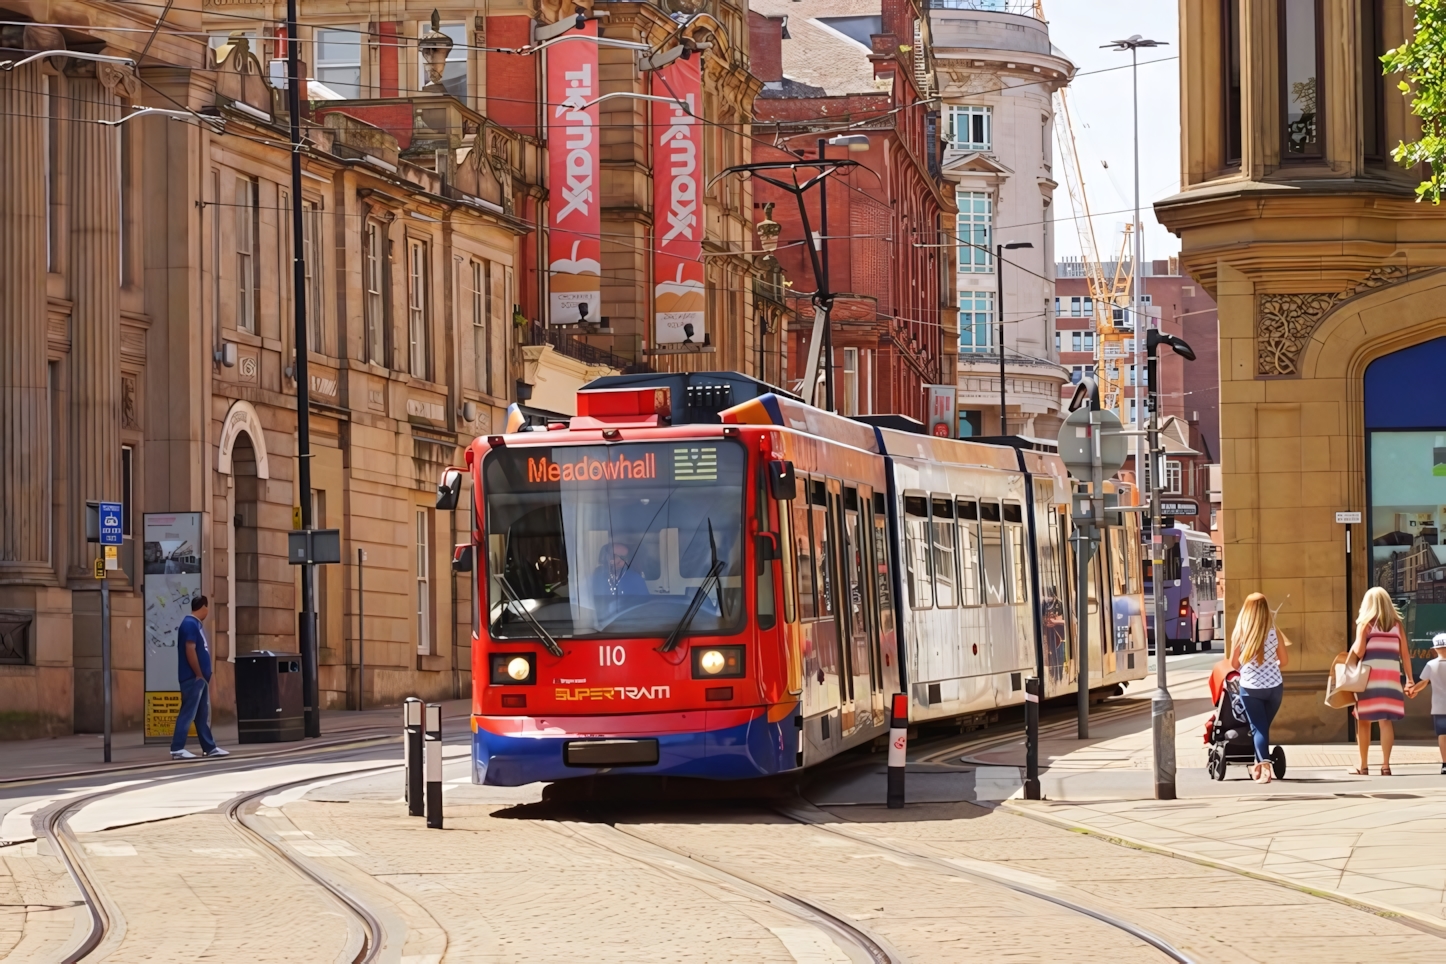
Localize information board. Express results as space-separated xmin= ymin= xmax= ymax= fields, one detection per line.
xmin=142 ymin=512 xmax=202 ymax=742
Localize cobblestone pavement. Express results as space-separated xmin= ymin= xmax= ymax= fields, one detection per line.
xmin=0 ymin=839 xmax=86 ymax=964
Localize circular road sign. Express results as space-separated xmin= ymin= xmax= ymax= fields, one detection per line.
xmin=1056 ymin=407 xmax=1127 ymax=480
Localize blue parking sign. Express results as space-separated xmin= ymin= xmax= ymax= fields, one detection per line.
xmin=99 ymin=501 xmax=124 ymax=546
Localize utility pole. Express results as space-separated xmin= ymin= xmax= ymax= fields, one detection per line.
xmin=817 ymin=138 xmax=834 ymax=413
xmin=995 ymin=241 xmax=1033 ymax=435
xmin=1146 ymin=328 xmax=1195 ymax=800
xmin=284 ymin=2 xmax=319 ymax=738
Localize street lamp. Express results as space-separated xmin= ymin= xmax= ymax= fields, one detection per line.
xmin=1146 ymin=327 xmax=1195 ymax=801
xmin=996 ymin=241 xmax=1033 ymax=436
xmin=418 ymin=10 xmax=455 ymax=93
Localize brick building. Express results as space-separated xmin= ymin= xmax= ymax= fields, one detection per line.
xmin=748 ymin=0 xmax=955 ymax=420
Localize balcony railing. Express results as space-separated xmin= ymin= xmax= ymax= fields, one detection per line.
xmin=528 ymin=321 xmax=652 ymax=374
xmin=926 ymin=0 xmax=1044 ymax=18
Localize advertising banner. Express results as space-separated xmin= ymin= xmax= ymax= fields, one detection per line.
xmin=651 ymin=56 xmax=705 ymax=345
xmin=143 ymin=512 xmax=202 ymax=741
xmin=546 ymin=21 xmax=601 ymax=326
xmin=926 ymin=385 xmax=957 ymax=438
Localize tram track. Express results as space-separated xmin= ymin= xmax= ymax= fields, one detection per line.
xmin=560 ymin=820 xmax=901 ymax=963
xmin=26 ymin=754 xmax=398 ymax=964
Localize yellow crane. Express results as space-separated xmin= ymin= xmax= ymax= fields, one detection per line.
xmin=1052 ymin=85 xmax=1136 ymax=418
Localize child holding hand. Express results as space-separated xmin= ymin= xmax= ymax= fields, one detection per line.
xmin=1406 ymin=633 xmax=1446 ymax=775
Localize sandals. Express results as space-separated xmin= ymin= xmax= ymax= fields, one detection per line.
xmin=1380 ymin=765 xmax=1393 ymax=776
xmin=1348 ymin=767 xmax=1369 ymax=775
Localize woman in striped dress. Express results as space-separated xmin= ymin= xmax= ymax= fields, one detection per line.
xmin=1350 ymin=587 xmax=1416 ymax=775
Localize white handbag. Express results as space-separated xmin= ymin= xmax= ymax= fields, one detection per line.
xmin=1335 ymin=656 xmax=1370 ymax=693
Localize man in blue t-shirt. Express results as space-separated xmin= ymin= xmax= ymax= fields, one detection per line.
xmin=171 ymin=594 xmax=228 ymax=760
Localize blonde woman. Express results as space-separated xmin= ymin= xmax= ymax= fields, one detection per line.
xmin=1229 ymin=593 xmax=1290 ymax=783
xmin=1349 ymin=587 xmax=1415 ymax=776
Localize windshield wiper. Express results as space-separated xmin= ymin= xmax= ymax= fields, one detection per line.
xmin=494 ymin=573 xmax=564 ymax=657
xmin=660 ymin=520 xmax=724 ymax=653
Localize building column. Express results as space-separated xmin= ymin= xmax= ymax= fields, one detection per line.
xmin=0 ymin=63 xmax=52 ymax=576
xmin=66 ymin=64 xmax=131 ymax=581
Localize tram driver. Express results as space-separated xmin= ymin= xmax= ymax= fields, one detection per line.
xmin=590 ymin=541 xmax=649 ymax=605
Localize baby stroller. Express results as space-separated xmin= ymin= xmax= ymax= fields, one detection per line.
xmin=1204 ymin=661 xmax=1286 ymax=781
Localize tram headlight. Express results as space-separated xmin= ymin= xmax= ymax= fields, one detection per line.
xmin=490 ymin=652 xmax=536 ymax=685
xmin=691 ymin=645 xmax=745 ymax=679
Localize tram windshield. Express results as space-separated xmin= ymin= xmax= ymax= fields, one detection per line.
xmin=482 ymin=441 xmax=747 ymax=640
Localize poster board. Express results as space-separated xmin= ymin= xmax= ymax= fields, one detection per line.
xmin=143 ymin=512 xmax=202 ymax=742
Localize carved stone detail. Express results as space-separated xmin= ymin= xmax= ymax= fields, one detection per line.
xmin=1256 ymin=266 xmax=1410 ymax=376
xmin=121 ymin=376 xmax=137 ymax=428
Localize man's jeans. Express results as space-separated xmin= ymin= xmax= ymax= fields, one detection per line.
xmin=171 ymin=677 xmax=217 ymax=754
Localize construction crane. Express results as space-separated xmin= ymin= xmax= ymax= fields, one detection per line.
xmin=1052 ymin=86 xmax=1137 ymax=419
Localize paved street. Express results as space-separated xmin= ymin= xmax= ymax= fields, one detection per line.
xmin=3 ymin=656 xmax=1443 ymax=963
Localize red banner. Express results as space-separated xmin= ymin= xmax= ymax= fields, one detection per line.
xmin=651 ymin=58 xmax=704 ymax=345
xmin=546 ymin=22 xmax=601 ymax=326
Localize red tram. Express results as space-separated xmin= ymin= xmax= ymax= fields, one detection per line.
xmin=438 ymin=373 xmax=1146 ymax=786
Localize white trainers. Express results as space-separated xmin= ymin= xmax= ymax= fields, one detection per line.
xmin=204 ymin=747 xmax=230 ymax=758
xmin=171 ymin=749 xmax=197 ymax=760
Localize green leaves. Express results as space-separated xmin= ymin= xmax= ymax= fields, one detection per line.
xmin=1384 ymin=0 xmax=1446 ymax=202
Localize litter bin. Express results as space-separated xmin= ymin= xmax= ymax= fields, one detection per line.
xmin=236 ymin=650 xmax=304 ymax=743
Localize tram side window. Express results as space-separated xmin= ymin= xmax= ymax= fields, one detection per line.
xmin=980 ymin=500 xmax=1006 ymax=606
xmin=931 ymin=497 xmax=958 ymax=608
xmin=812 ymin=479 xmax=834 ymax=616
xmin=792 ymin=479 xmax=816 ymax=620
xmin=1042 ymin=507 xmax=1067 ymax=656
xmin=872 ymin=508 xmax=895 ymax=639
xmin=957 ymin=499 xmax=982 ymax=606
xmin=904 ymin=495 xmax=933 ymax=609
xmin=1108 ymin=525 xmax=1128 ymax=597
xmin=1003 ymin=502 xmax=1028 ymax=605
xmin=1126 ymin=515 xmax=1143 ymax=595
xmin=779 ymin=481 xmax=797 ymax=624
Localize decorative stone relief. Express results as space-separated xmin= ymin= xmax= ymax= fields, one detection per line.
xmin=1256 ymin=266 xmax=1409 ymax=376
xmin=121 ymin=376 xmax=137 ymax=428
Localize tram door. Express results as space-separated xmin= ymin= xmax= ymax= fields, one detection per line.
xmin=824 ymin=480 xmax=859 ymax=734
xmin=870 ymin=493 xmax=898 ymax=702
xmin=808 ymin=478 xmax=844 ymax=722
xmin=842 ymin=486 xmax=879 ymax=729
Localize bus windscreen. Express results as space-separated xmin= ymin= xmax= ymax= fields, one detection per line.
xmin=482 ymin=441 xmax=747 ymax=640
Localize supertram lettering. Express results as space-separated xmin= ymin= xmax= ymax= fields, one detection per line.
xmin=526 ymin=453 xmax=657 ymax=484
xmin=554 ymin=685 xmax=672 ymax=701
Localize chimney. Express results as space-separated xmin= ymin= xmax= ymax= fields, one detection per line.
xmin=749 ymin=11 xmax=785 ymax=85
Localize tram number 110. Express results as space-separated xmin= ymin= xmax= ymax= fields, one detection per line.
xmin=599 ymin=644 xmax=626 ymax=667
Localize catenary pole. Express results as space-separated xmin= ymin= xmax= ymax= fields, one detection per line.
xmin=285 ymin=1 xmax=319 ymax=737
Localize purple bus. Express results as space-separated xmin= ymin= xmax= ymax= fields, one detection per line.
xmin=1145 ymin=524 xmax=1221 ymax=655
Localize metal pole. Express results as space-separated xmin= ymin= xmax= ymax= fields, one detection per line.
xmin=817 ymin=138 xmax=834 ymax=413
xmin=887 ymin=693 xmax=907 ymax=808
xmin=1345 ymin=524 xmax=1353 ymax=743
xmin=357 ymin=547 xmax=365 ymax=712
xmin=997 ymin=242 xmax=1007 ymax=435
xmin=1131 ymin=44 xmax=1144 ymax=465
xmin=405 ymin=697 xmax=424 ymax=816
xmin=1147 ymin=336 xmax=1177 ymax=799
xmin=1075 ymin=522 xmax=1091 ymax=739
xmin=285 ymin=1 xmax=319 ymax=739
xmin=101 ymin=575 xmax=112 ymax=763
xmin=1024 ymin=676 xmax=1041 ymax=799
xmin=425 ymin=702 xmax=443 ymax=829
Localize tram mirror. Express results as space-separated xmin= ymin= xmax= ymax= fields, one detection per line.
xmin=436 ymin=468 xmax=463 ymax=510
xmin=452 ymin=544 xmax=474 ymax=573
xmin=768 ymin=460 xmax=797 ymax=501
xmin=755 ymin=532 xmax=779 ymax=562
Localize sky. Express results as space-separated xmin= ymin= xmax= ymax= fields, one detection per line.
xmin=1044 ymin=0 xmax=1181 ymax=264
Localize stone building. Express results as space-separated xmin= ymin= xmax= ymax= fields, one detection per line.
xmin=748 ymin=0 xmax=956 ymax=420
xmin=929 ymin=0 xmax=1071 ymax=438
xmin=1160 ymin=0 xmax=1446 ymax=739
xmin=0 ymin=3 xmax=534 ymax=737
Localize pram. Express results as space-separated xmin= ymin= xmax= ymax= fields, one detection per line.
xmin=1204 ymin=660 xmax=1286 ymax=781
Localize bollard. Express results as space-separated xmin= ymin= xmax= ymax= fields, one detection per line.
xmin=404 ymin=697 xmax=423 ymax=817
xmin=424 ymin=702 xmax=443 ymax=829
xmin=1024 ymin=676 xmax=1042 ymax=800
xmin=887 ymin=693 xmax=908 ymax=809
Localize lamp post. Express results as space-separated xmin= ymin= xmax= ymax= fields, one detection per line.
xmin=1103 ymin=35 xmax=1165 ymax=449
xmin=995 ymin=241 xmax=1033 ymax=436
xmin=1145 ymin=328 xmax=1195 ymax=800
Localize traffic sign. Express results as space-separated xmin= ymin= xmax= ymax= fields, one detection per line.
xmin=98 ymin=501 xmax=123 ymax=546
xmin=1336 ymin=511 xmax=1362 ymax=524
xmin=1056 ymin=407 xmax=1127 ymax=480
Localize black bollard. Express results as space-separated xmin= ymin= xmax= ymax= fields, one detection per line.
xmin=404 ymin=697 xmax=423 ymax=817
xmin=887 ymin=693 xmax=908 ymax=809
xmin=424 ymin=702 xmax=443 ymax=829
xmin=1024 ymin=676 xmax=1042 ymax=800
